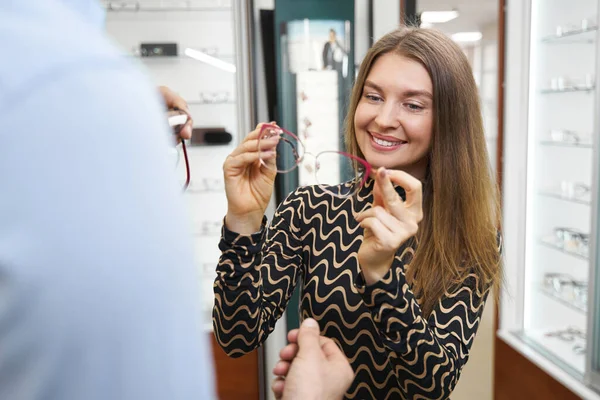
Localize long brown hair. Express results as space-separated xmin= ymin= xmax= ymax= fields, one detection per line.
xmin=345 ymin=27 xmax=502 ymax=317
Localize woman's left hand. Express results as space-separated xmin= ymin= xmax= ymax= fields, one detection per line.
xmin=356 ymin=167 xmax=423 ymax=286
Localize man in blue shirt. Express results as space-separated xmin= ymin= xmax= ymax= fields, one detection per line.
xmin=0 ymin=1 xmax=215 ymax=398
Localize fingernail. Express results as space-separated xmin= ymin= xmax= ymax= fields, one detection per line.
xmin=303 ymin=318 xmax=319 ymax=329
xmin=379 ymin=168 xmax=387 ymax=178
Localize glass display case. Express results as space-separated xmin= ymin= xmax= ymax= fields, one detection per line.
xmin=501 ymin=0 xmax=600 ymax=397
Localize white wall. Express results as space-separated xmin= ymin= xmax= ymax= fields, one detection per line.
xmin=372 ymin=0 xmax=401 ymax=41
xmin=355 ymin=0 xmax=371 ymax=67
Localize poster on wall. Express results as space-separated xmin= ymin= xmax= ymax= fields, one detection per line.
xmin=286 ymin=19 xmax=350 ymax=77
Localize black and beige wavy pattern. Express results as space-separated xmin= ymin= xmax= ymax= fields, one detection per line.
xmin=213 ymin=179 xmax=493 ymax=399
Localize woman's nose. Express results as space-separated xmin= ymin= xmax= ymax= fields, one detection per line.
xmin=374 ymin=102 xmax=400 ymax=129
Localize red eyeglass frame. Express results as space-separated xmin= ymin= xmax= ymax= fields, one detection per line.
xmin=257 ymin=123 xmax=372 ymax=196
xmin=168 ymin=108 xmax=191 ymax=191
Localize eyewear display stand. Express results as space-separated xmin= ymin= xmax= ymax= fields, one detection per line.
xmin=500 ymin=1 xmax=600 ymax=398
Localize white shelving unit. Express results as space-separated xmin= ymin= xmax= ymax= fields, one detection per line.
xmin=501 ymin=0 xmax=600 ymax=396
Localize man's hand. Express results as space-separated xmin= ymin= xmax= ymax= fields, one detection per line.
xmin=158 ymin=86 xmax=193 ymax=140
xmin=271 ymin=318 xmax=354 ymax=400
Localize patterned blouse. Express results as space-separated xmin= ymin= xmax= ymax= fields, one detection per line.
xmin=213 ymin=178 xmax=493 ymax=399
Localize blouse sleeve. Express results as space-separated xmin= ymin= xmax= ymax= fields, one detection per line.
xmin=212 ymin=189 xmax=305 ymax=357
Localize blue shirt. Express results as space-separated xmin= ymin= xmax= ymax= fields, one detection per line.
xmin=0 ymin=1 xmax=215 ymax=398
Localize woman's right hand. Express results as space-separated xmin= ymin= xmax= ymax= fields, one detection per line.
xmin=223 ymin=123 xmax=279 ymax=234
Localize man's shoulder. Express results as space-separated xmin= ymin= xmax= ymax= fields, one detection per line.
xmin=0 ymin=2 xmax=129 ymax=104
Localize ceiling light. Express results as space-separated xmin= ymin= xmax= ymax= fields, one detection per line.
xmin=451 ymin=31 xmax=483 ymax=42
xmin=184 ymin=48 xmax=236 ymax=73
xmin=420 ymin=22 xmax=434 ymax=28
xmin=420 ymin=10 xmax=459 ymax=24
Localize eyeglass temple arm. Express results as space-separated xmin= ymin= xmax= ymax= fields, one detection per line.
xmin=172 ymin=107 xmax=191 ymax=191
xmin=180 ymin=140 xmax=190 ymax=190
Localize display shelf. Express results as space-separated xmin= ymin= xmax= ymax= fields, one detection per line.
xmin=539 ymin=286 xmax=588 ymax=314
xmin=540 ymin=86 xmax=595 ymax=94
xmin=539 ymin=238 xmax=589 ymax=260
xmin=542 ymin=26 xmax=598 ymax=43
xmin=187 ymin=100 xmax=236 ymax=105
xmin=539 ymin=140 xmax=593 ymax=148
xmin=102 ymin=0 xmax=231 ymax=12
xmin=538 ymin=191 xmax=591 ymax=205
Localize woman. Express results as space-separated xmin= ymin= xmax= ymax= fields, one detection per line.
xmin=213 ymin=27 xmax=502 ymax=400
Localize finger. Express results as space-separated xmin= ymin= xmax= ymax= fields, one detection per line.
xmin=272 ymin=360 xmax=291 ymax=377
xmin=159 ymin=86 xmax=189 ymax=112
xmin=319 ymin=337 xmax=354 ymax=383
xmin=271 ymin=377 xmax=285 ymax=399
xmin=320 ymin=337 xmax=348 ymax=363
xmin=296 ymin=318 xmax=322 ymax=358
xmin=225 ymin=150 xmax=276 ymax=169
xmin=287 ymin=328 xmax=299 ymax=344
xmin=356 ymin=206 xmax=402 ymax=233
xmin=319 ymin=335 xmax=331 ymax=347
xmin=229 ymin=137 xmax=279 ymax=157
xmin=244 ymin=122 xmax=279 ymax=142
xmin=359 ymin=217 xmax=395 ymax=244
xmin=374 ymin=167 xmax=406 ymax=219
xmin=179 ymin=120 xmax=193 ymax=140
xmin=386 ymin=170 xmax=423 ymax=219
xmin=278 ymin=343 xmax=299 ymax=362
xmin=372 ymin=179 xmax=384 ymax=208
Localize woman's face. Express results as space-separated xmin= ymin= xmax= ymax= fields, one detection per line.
xmin=354 ymin=53 xmax=433 ymax=179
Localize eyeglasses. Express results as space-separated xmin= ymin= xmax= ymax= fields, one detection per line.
xmin=542 ymin=272 xmax=589 ymax=311
xmin=550 ymin=129 xmax=580 ymax=144
xmin=553 ymin=227 xmax=589 ymax=256
xmin=544 ymin=327 xmax=587 ymax=355
xmin=545 ymin=326 xmax=586 ymax=342
xmin=167 ymin=108 xmax=191 ymax=191
xmin=559 ymin=181 xmax=590 ymax=199
xmin=257 ymin=124 xmax=371 ymax=198
xmin=198 ymin=91 xmax=233 ymax=104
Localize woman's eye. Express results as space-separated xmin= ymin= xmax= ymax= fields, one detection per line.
xmin=365 ymin=94 xmax=382 ymax=102
xmin=406 ymin=103 xmax=424 ymax=111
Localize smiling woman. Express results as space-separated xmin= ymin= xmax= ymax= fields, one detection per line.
xmin=344 ymin=27 xmax=501 ymax=319
xmin=214 ymin=26 xmax=502 ymax=400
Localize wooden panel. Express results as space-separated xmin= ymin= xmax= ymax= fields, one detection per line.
xmin=494 ymin=337 xmax=580 ymax=400
xmin=211 ymin=333 xmax=260 ymax=400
